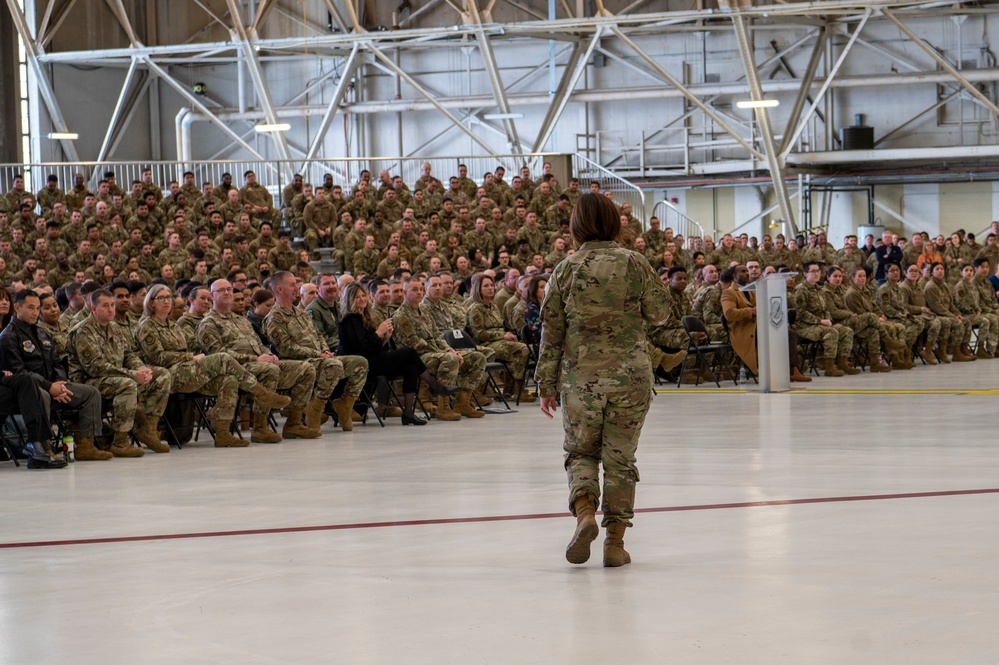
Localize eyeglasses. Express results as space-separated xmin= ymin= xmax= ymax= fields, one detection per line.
xmin=212 ymin=287 xmax=234 ymax=293
xmin=152 ymin=295 xmax=172 ymax=302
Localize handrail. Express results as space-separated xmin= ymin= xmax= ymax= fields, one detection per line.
xmin=652 ymin=200 xmax=707 ymax=239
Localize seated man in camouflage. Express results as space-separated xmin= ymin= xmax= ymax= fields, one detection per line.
xmin=265 ymin=270 xmax=369 ymax=433
xmin=198 ymin=279 xmax=317 ymax=441
xmin=392 ymin=275 xmax=486 ymax=421
xmin=690 ymin=263 xmax=726 ymax=342
xmin=794 ymin=261 xmax=859 ymax=377
xmin=67 ymin=288 xmax=173 ymax=456
xmin=954 ymin=261 xmax=999 ymax=358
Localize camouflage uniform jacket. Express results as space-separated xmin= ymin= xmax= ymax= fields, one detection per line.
xmin=392 ymin=302 xmax=450 ymax=355
xmin=420 ymin=297 xmax=460 ymax=332
xmin=467 ymin=302 xmax=507 ymax=344
xmin=691 ymin=283 xmax=724 ymax=326
xmin=265 ymin=303 xmax=330 ymax=357
xmin=845 ymin=285 xmax=884 ymax=316
xmin=973 ymin=275 xmax=999 ymax=314
xmin=175 ymin=313 xmax=203 ymax=352
xmin=823 ymin=283 xmax=853 ymax=322
xmin=924 ymin=278 xmax=959 ymax=317
xmin=536 ymin=241 xmax=670 ymax=398
xmin=67 ymin=316 xmax=145 ymax=383
xmin=135 ymin=316 xmax=197 ymax=367
xmin=305 ymin=296 xmax=340 ymax=352
xmin=197 ymin=309 xmax=267 ymax=365
xmin=953 ymin=280 xmax=983 ymax=315
xmin=794 ymin=281 xmax=833 ymax=326
xmin=877 ymin=281 xmax=910 ymax=320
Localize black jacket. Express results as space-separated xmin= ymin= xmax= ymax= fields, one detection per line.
xmin=0 ymin=317 xmax=67 ymax=390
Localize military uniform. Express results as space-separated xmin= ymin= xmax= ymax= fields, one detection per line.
xmin=536 ymin=240 xmax=670 ymax=532
xmin=877 ymin=280 xmax=925 ymax=354
xmin=265 ymin=304 xmax=368 ymax=401
xmin=899 ymin=279 xmax=944 ymax=352
xmin=392 ymin=301 xmax=486 ymax=390
xmin=954 ymin=278 xmax=999 ymax=354
xmin=924 ymin=277 xmax=970 ymax=347
xmin=826 ymin=282 xmax=883 ymax=360
xmin=197 ymin=309 xmax=314 ymax=412
xmin=304 ymin=296 xmax=340 ymax=353
xmin=467 ymin=300 xmax=530 ymax=381
xmin=844 ymin=284 xmax=907 ymax=354
xmin=135 ymin=315 xmax=261 ymax=422
xmin=794 ymin=281 xmax=854 ymax=360
xmin=67 ymin=315 xmax=172 ymax=433
xmin=691 ymin=283 xmax=727 ymax=342
xmin=175 ymin=312 xmax=203 ymax=352
xmin=647 ymin=288 xmax=691 ymax=351
xmin=303 ymin=199 xmax=336 ymax=251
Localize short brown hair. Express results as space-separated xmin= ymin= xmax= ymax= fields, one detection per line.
xmin=569 ymin=192 xmax=621 ymax=246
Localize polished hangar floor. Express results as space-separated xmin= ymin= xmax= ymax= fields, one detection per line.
xmin=2 ymin=362 xmax=999 ymax=665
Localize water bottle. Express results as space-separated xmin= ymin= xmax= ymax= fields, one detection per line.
xmin=739 ymin=367 xmax=747 ymax=383
xmin=62 ymin=435 xmax=75 ymax=463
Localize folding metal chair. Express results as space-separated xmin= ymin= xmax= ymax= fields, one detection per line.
xmin=443 ymin=328 xmax=512 ymax=411
xmin=676 ymin=316 xmax=736 ymax=388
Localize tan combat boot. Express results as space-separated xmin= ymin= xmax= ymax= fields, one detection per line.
xmin=919 ymin=344 xmax=938 ymax=365
xmin=250 ymin=412 xmax=282 ymax=443
xmin=304 ymin=397 xmax=327 ymax=435
xmin=417 ymin=383 xmax=437 ymax=415
xmin=566 ymin=496 xmax=599 ymax=565
xmin=961 ymin=343 xmax=978 ymax=360
xmin=821 ymin=358 xmax=844 ymax=377
xmin=934 ymin=342 xmax=951 ymax=363
xmin=603 ymin=522 xmax=631 ymax=567
xmin=282 ymin=409 xmax=319 ymax=439
xmin=976 ymin=343 xmax=992 ymax=359
xmin=659 ymin=349 xmax=687 ymax=373
xmin=837 ymin=356 xmax=862 ymax=375
xmin=790 ymin=366 xmax=812 ymax=382
xmin=109 ymin=431 xmax=144 ymax=458
xmin=134 ymin=420 xmax=170 ymax=453
xmin=212 ymin=420 xmax=248 ymax=447
xmin=869 ymin=356 xmax=892 ymax=372
xmin=331 ymin=394 xmax=357 ymax=431
xmin=475 ymin=383 xmax=494 ymax=406
xmin=434 ymin=395 xmax=461 ymax=421
xmin=515 ymin=380 xmax=537 ymax=403
xmin=377 ymin=404 xmax=404 ymax=418
xmin=249 ymin=383 xmax=291 ymax=410
xmin=453 ymin=390 xmax=485 ymax=418
xmin=74 ymin=436 xmax=112 ymax=461
xmin=950 ymin=345 xmax=974 ymax=362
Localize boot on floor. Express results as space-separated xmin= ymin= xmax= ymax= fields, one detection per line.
xmin=566 ymin=495 xmax=599 ymax=564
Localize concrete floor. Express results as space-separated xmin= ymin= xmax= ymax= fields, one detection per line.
xmin=2 ymin=361 xmax=999 ymax=664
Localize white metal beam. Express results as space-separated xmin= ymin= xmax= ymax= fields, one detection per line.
xmin=780 ymin=9 xmax=871 ymax=161
xmin=96 ymin=57 xmax=139 ymax=163
xmin=142 ymin=57 xmax=266 ymax=160
xmin=304 ymin=44 xmax=363 ymax=163
xmin=778 ymin=25 xmax=828 ymax=155
xmin=532 ymin=31 xmax=601 ymax=153
xmin=723 ymin=0 xmax=795 ymax=228
xmin=467 ymin=0 xmax=523 ymax=154
xmin=882 ymin=9 xmax=999 ymax=119
xmin=4 ymin=0 xmax=80 ymax=162
xmin=224 ymin=0 xmax=293 ymax=163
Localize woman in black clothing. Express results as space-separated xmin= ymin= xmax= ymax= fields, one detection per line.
xmin=337 ymin=282 xmax=457 ymax=426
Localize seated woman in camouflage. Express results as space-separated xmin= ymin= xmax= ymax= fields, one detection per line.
xmin=135 ymin=283 xmax=290 ymax=448
xmin=466 ymin=272 xmax=535 ymax=403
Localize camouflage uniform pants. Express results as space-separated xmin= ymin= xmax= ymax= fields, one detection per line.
xmin=169 ymin=353 xmax=259 ymax=421
xmin=704 ymin=323 xmax=728 ymax=343
xmin=421 ymin=349 xmax=487 ymax=391
xmin=840 ymin=313 xmax=882 ymax=357
xmin=304 ymin=354 xmax=368 ymax=401
xmin=39 ymin=382 xmax=103 ymax=439
xmin=939 ymin=316 xmax=970 ymax=346
xmin=926 ymin=315 xmax=950 ymax=347
xmin=964 ymin=313 xmax=999 ymax=351
xmin=891 ymin=317 xmax=925 ymax=349
xmin=482 ymin=340 xmax=529 ymax=380
xmin=879 ymin=320 xmax=907 ymax=350
xmin=276 ymin=359 xmax=316 ymax=410
xmin=647 ymin=325 xmax=688 ymax=351
xmin=88 ymin=367 xmax=172 ymax=432
xmin=797 ymin=323 xmax=853 ymax=359
xmin=562 ymin=387 xmax=651 ymax=528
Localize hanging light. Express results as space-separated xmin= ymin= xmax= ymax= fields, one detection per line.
xmin=736 ymin=99 xmax=779 ymax=109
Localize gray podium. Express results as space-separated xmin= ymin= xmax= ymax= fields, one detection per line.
xmin=739 ymin=273 xmax=796 ymax=393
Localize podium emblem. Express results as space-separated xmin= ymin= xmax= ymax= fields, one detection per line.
xmin=769 ymin=296 xmax=784 ymax=328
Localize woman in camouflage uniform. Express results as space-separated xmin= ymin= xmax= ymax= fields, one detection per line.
xmin=536 ymin=193 xmax=671 ymax=568
xmin=135 ymin=284 xmax=290 ymax=447
xmin=467 ymin=273 xmax=534 ymax=403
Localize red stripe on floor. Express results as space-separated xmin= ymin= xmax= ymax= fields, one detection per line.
xmin=2 ymin=487 xmax=997 ymax=549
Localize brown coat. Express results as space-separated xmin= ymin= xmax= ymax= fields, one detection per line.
xmin=720 ymin=282 xmax=758 ymax=375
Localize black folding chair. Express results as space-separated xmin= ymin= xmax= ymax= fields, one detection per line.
xmin=1 ymin=415 xmax=25 ymax=467
xmin=443 ymin=328 xmax=512 ymax=411
xmin=677 ymin=316 xmax=736 ymax=388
